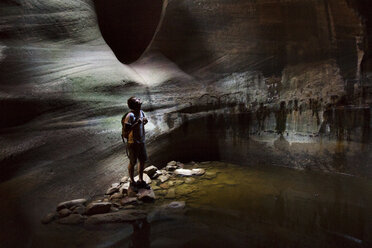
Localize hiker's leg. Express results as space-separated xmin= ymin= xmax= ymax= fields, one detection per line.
xmin=139 ymin=160 xmax=145 ymax=182
xmin=138 ymin=143 xmax=148 ymax=182
xmin=127 ymin=143 xmax=137 ymax=182
xmin=128 ymin=162 xmax=135 ymax=182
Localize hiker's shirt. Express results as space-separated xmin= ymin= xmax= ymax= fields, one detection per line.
xmin=124 ymin=110 xmax=146 ymax=144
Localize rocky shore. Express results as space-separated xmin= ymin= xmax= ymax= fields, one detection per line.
xmin=41 ymin=161 xmax=207 ymax=226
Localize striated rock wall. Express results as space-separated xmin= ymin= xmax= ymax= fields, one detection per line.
xmin=0 ymin=0 xmax=371 ymax=245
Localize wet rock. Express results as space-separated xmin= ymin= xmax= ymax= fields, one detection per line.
xmin=166 ymin=164 xmax=178 ymax=171
xmin=167 ymin=181 xmax=175 ymax=186
xmin=120 ymin=182 xmax=130 ymax=194
xmin=174 ymin=169 xmax=193 ymax=176
xmin=121 ymin=197 xmax=138 ymax=206
xmin=58 ymin=208 xmax=72 ymax=218
xmin=134 ymin=173 xmax=152 ymax=184
xmin=144 ymin=165 xmax=158 ymax=178
xmin=72 ymin=205 xmax=86 ymax=215
xmin=110 ymin=192 xmax=123 ymax=200
xmin=110 ymin=207 xmax=119 ymax=212
xmin=160 ymin=183 xmax=170 ymax=189
xmin=174 ymin=180 xmax=184 ymax=186
xmin=165 ymin=201 xmax=185 ymax=209
xmin=106 ymin=186 xmax=120 ymax=195
xmin=56 ymin=199 xmax=87 ymax=211
xmin=127 ymin=186 xmax=137 ymax=197
xmin=41 ymin=212 xmax=57 ymax=224
xmin=120 ymin=176 xmax=129 ymax=183
xmin=85 ymin=210 xmax=147 ymax=225
xmin=192 ymin=168 xmax=205 ymax=176
xmin=167 ymin=161 xmax=177 ymax=167
xmin=152 ymin=185 xmax=161 ymax=190
xmin=137 ymin=188 xmax=156 ymax=202
xmin=185 ymin=178 xmax=196 ymax=184
xmin=58 ymin=214 xmax=86 ymax=225
xmin=159 ymin=174 xmax=170 ymax=183
xmin=124 ymin=205 xmax=136 ymax=210
xmin=85 ymin=202 xmax=112 ymax=215
xmin=165 ymin=188 xmax=176 ymax=199
xmin=204 ymin=171 xmax=217 ymax=179
xmin=176 ymin=162 xmax=185 ymax=168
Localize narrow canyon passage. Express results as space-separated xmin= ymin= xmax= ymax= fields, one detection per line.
xmin=0 ymin=0 xmax=371 ymax=247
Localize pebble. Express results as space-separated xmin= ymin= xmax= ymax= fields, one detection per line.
xmin=85 ymin=202 xmax=112 ymax=215
xmin=56 ymin=199 xmax=87 ymax=211
xmin=58 ymin=208 xmax=72 ymax=218
xmin=58 ymin=214 xmax=86 ymax=225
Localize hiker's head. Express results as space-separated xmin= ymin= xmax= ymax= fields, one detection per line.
xmin=127 ymin=96 xmax=142 ymax=110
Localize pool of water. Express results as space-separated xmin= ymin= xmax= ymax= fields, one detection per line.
xmin=33 ymin=161 xmax=372 ymax=248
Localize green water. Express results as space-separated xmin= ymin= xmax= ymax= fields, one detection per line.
xmin=35 ymin=161 xmax=372 ymax=248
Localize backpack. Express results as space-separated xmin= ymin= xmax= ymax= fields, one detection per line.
xmin=121 ymin=110 xmax=146 ymax=141
xmin=121 ymin=111 xmax=133 ymax=141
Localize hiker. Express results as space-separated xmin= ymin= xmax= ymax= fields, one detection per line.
xmin=122 ymin=96 xmax=149 ymax=189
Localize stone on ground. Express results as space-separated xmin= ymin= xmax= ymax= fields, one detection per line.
xmin=137 ymin=188 xmax=156 ymax=202
xmin=127 ymin=186 xmax=137 ymax=197
xmin=144 ymin=165 xmax=158 ymax=178
xmin=120 ymin=176 xmax=129 ymax=183
xmin=167 ymin=161 xmax=177 ymax=167
xmin=56 ymin=199 xmax=87 ymax=211
xmin=85 ymin=210 xmax=147 ymax=225
xmin=110 ymin=192 xmax=123 ymax=200
xmin=58 ymin=214 xmax=86 ymax=225
xmin=106 ymin=186 xmax=120 ymax=195
xmin=159 ymin=174 xmax=170 ymax=183
xmin=58 ymin=208 xmax=72 ymax=218
xmin=192 ymin=168 xmax=205 ymax=175
xmin=134 ymin=173 xmax=152 ymax=184
xmin=165 ymin=201 xmax=185 ymax=209
xmin=85 ymin=202 xmax=112 ymax=215
xmin=174 ymin=168 xmax=193 ymax=176
xmin=41 ymin=213 xmax=57 ymax=224
xmin=72 ymin=205 xmax=86 ymax=215
xmin=120 ymin=182 xmax=130 ymax=194
xmin=121 ymin=197 xmax=138 ymax=206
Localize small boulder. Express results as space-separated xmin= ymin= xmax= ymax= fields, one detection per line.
xmin=85 ymin=210 xmax=147 ymax=225
xmin=144 ymin=165 xmax=158 ymax=178
xmin=85 ymin=202 xmax=112 ymax=216
xmin=106 ymin=186 xmax=119 ymax=195
xmin=110 ymin=192 xmax=123 ymax=201
xmin=166 ymin=201 xmax=185 ymax=209
xmin=174 ymin=169 xmax=193 ymax=177
xmin=134 ymin=173 xmax=152 ymax=184
xmin=166 ymin=164 xmax=178 ymax=171
xmin=159 ymin=174 xmax=170 ymax=183
xmin=58 ymin=208 xmax=72 ymax=218
xmin=167 ymin=161 xmax=177 ymax=167
xmin=127 ymin=186 xmax=137 ymax=197
xmin=41 ymin=212 xmax=57 ymax=224
xmin=120 ymin=182 xmax=130 ymax=194
xmin=120 ymin=176 xmax=129 ymax=183
xmin=192 ymin=168 xmax=205 ymax=176
xmin=137 ymin=188 xmax=156 ymax=202
xmin=121 ymin=197 xmax=138 ymax=206
xmin=124 ymin=205 xmax=136 ymax=210
xmin=58 ymin=214 xmax=86 ymax=225
xmin=72 ymin=205 xmax=86 ymax=215
xmin=56 ymin=199 xmax=87 ymax=211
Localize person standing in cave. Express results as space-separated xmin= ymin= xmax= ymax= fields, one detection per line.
xmin=122 ymin=96 xmax=149 ymax=190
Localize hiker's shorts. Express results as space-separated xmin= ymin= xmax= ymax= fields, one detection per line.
xmin=127 ymin=142 xmax=148 ymax=165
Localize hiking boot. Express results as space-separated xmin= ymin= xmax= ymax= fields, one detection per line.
xmin=137 ymin=180 xmax=150 ymax=189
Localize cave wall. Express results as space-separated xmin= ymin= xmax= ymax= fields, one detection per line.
xmin=0 ymin=0 xmax=371 ymax=244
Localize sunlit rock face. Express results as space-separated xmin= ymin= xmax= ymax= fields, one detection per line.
xmin=0 ymin=0 xmax=371 ymax=245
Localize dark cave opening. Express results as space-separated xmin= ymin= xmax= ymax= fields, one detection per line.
xmin=93 ymin=0 xmax=163 ymax=64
